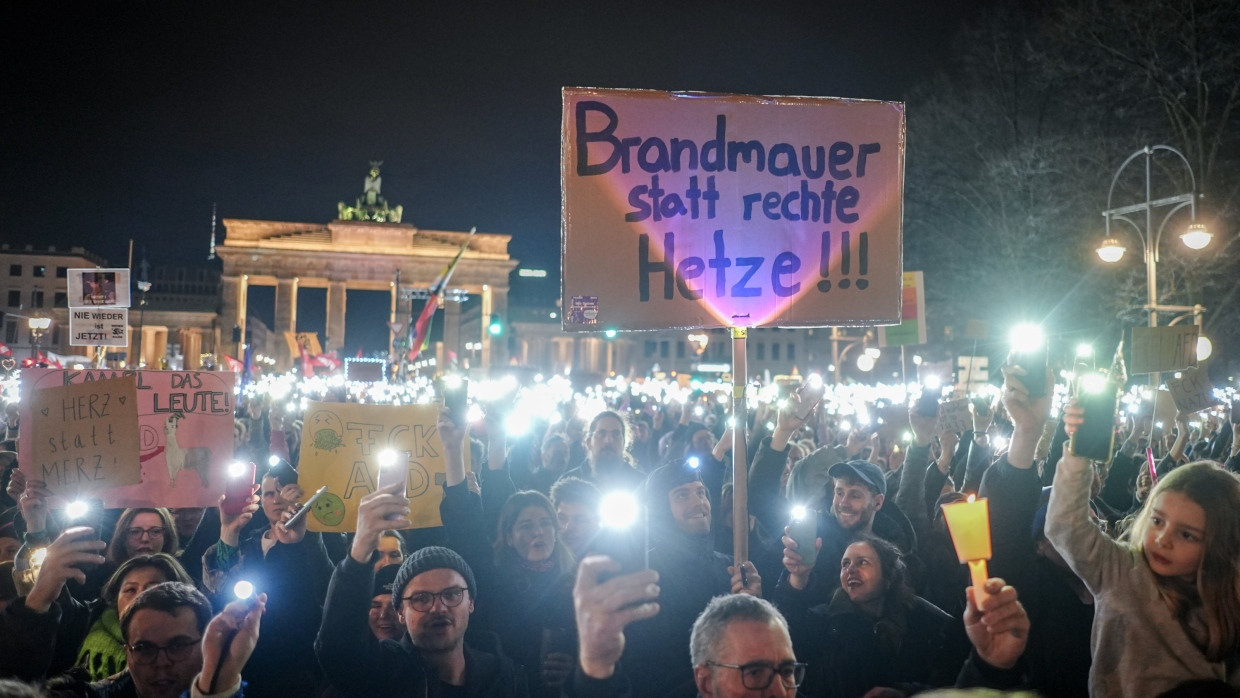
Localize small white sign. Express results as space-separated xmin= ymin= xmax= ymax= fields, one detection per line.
xmin=69 ymin=308 xmax=129 ymax=347
xmin=67 ymin=268 xmax=131 ymax=308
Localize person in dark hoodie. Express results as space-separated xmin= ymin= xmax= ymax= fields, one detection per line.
xmin=621 ymin=459 xmax=760 ymax=697
xmin=315 ymin=470 xmax=527 ymax=698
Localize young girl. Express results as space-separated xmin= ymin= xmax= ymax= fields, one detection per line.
xmin=1047 ymin=412 xmax=1240 ymax=696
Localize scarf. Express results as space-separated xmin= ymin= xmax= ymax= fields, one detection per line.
xmin=77 ymin=607 xmax=127 ymax=681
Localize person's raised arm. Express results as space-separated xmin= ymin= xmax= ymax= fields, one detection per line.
xmin=195 ymin=594 xmax=268 ymax=698
xmin=573 ymin=556 xmax=660 ymax=681
xmin=317 ymin=483 xmax=410 ymax=692
xmin=1000 ymin=365 xmax=1052 ymax=471
xmin=26 ymin=528 xmax=106 ymax=614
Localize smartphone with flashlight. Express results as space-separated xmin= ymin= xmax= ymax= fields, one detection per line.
xmin=1070 ymin=378 xmax=1120 ymax=463
xmin=915 ymin=390 xmax=940 ymax=419
xmin=971 ymin=397 xmax=992 ymax=419
xmin=796 ymin=376 xmax=826 ymax=420
xmin=787 ymin=505 xmax=819 ymax=568
xmin=282 ymin=485 xmax=328 ymax=530
xmin=443 ymin=378 xmax=470 ymax=428
xmin=1012 ymin=347 xmax=1049 ymax=399
xmin=376 ymin=449 xmax=408 ymax=498
xmin=65 ymin=498 xmax=104 ymax=541
xmin=221 ymin=461 xmax=258 ymax=516
xmin=595 ymin=491 xmax=647 ymax=579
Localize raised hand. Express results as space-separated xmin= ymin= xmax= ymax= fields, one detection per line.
xmin=781 ymin=526 xmax=821 ymax=591
xmin=197 ymin=593 xmax=268 ymax=695
xmin=27 ymin=527 xmax=107 ymax=613
xmin=350 ymin=481 xmax=410 ymax=564
xmin=963 ymin=578 xmax=1030 ymax=670
xmin=219 ymin=494 xmax=259 ymax=548
xmin=573 ymin=556 xmax=660 ymax=680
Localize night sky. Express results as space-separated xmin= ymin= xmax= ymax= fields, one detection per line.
xmin=3 ymin=1 xmax=987 ymax=350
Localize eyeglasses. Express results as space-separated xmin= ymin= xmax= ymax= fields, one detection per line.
xmin=399 ymin=586 xmax=468 ymax=612
xmin=126 ymin=527 xmax=166 ymax=539
xmin=705 ymin=660 xmax=807 ymax=690
xmin=126 ymin=637 xmax=200 ymax=665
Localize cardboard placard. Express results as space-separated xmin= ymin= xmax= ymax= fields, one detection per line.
xmin=1165 ymin=368 xmax=1217 ymax=415
xmin=69 ymin=308 xmax=129 ymax=347
xmin=297 ymin=402 xmax=467 ymax=532
xmin=67 ymin=268 xmax=131 ymax=308
xmin=29 ymin=376 xmax=141 ymax=501
xmin=20 ymin=369 xmax=236 ymax=508
xmin=1131 ymin=325 xmax=1198 ymax=374
xmin=937 ymin=398 xmax=973 ymax=434
xmin=562 ymin=87 xmax=905 ymax=331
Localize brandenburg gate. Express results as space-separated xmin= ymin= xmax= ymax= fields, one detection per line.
xmin=215 ymin=167 xmax=518 ymax=369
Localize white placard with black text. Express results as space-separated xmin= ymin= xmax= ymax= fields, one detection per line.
xmin=69 ymin=308 xmax=129 ymax=347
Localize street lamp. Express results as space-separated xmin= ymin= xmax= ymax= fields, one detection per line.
xmin=1095 ymin=145 xmax=1208 ymax=330
xmin=27 ymin=317 xmax=51 ymax=361
xmin=136 ymin=280 xmax=152 ymax=367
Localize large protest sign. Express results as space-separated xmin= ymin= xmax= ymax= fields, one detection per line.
xmin=20 ymin=369 xmax=235 ymax=508
xmin=1130 ymin=325 xmax=1198 ymax=374
xmin=562 ymin=88 xmax=904 ymax=331
xmin=297 ymin=402 xmax=464 ymax=532
xmin=29 ymin=376 xmax=141 ymax=501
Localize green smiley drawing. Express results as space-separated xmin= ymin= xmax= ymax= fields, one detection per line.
xmin=311 ymin=491 xmax=347 ymax=527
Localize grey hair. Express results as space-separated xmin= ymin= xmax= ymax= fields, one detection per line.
xmin=689 ymin=594 xmax=790 ymax=667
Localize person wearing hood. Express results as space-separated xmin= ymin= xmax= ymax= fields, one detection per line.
xmin=621 ymin=459 xmax=760 ymax=697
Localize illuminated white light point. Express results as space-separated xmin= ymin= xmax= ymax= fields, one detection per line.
xmin=378 ymin=449 xmax=397 ymax=468
xmin=66 ymin=500 xmax=89 ymax=519
xmin=791 ymin=505 xmax=808 ymax=521
xmin=599 ymin=491 xmax=639 ymax=529
xmin=233 ymin=580 xmax=254 ymax=600
xmin=229 ymin=461 xmax=248 ymax=478
xmin=268 ymin=455 xmax=280 ymax=467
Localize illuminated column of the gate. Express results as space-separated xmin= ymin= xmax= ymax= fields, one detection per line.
xmin=274 ymin=277 xmax=299 ymax=370
xmin=327 ymin=280 xmax=347 ymax=352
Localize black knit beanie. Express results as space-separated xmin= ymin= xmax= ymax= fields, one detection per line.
xmin=390 ymin=546 xmax=477 ymax=607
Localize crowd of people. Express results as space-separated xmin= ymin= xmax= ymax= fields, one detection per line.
xmin=0 ymin=364 xmax=1238 ymax=697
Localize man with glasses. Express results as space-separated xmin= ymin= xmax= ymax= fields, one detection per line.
xmin=44 ymin=581 xmax=265 ymax=698
xmin=315 ymin=480 xmax=527 ymax=696
xmin=567 ymin=556 xmax=801 ymax=698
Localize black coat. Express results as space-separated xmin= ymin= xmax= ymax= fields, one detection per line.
xmin=777 ymin=586 xmax=966 ymax=698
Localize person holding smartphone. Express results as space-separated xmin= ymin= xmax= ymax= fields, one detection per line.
xmin=315 ymin=412 xmax=528 ymax=697
xmin=202 ymin=459 xmax=333 ymax=697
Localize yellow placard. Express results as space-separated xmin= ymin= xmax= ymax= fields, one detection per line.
xmin=297 ymin=401 xmax=464 ymax=532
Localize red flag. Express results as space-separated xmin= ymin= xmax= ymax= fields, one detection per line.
xmin=408 ymin=227 xmax=477 ymax=363
xmin=314 ymin=351 xmax=343 ymax=371
xmin=299 ymin=343 xmax=314 ymax=378
xmin=222 ymin=354 xmax=244 ymax=373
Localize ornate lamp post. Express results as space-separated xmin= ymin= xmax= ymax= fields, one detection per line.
xmin=1095 ymin=145 xmax=1209 ymax=329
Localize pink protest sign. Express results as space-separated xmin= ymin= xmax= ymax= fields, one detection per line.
xmin=20 ymin=368 xmax=235 ymax=508
xmin=562 ymin=87 xmax=905 ymax=331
